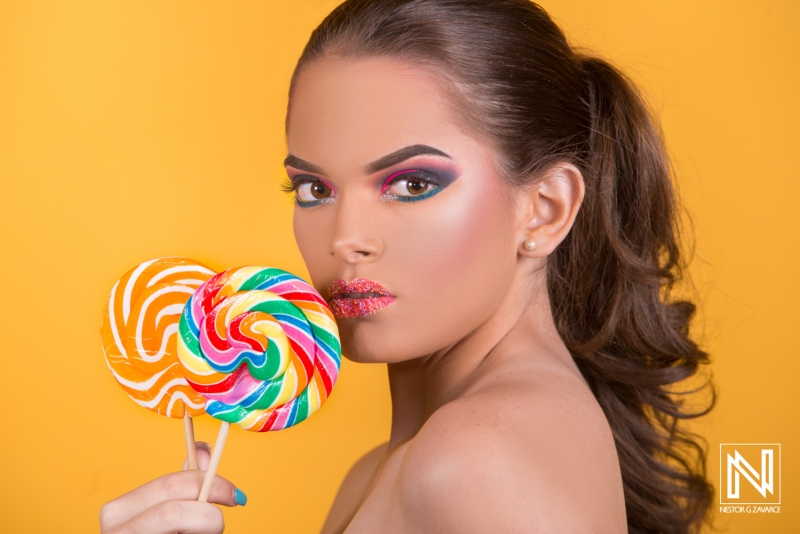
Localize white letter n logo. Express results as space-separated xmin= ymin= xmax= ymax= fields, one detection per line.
xmin=726 ymin=449 xmax=773 ymax=499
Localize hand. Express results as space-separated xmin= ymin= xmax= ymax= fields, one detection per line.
xmin=100 ymin=442 xmax=244 ymax=534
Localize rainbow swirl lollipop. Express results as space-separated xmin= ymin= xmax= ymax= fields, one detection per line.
xmin=101 ymin=257 xmax=215 ymax=417
xmin=177 ymin=266 xmax=341 ymax=432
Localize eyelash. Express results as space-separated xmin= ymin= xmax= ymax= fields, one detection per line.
xmin=281 ymin=170 xmax=446 ymax=208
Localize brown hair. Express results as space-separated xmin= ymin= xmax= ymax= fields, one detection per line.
xmin=290 ymin=1 xmax=716 ymax=532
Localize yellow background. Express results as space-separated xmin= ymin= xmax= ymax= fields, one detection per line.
xmin=0 ymin=1 xmax=797 ymax=532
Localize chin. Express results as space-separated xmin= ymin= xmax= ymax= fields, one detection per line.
xmin=337 ymin=318 xmax=415 ymax=364
xmin=338 ymin=322 xmax=390 ymax=364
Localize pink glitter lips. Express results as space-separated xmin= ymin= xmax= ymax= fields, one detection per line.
xmin=328 ymin=278 xmax=395 ymax=319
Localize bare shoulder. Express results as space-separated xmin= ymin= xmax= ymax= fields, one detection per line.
xmin=399 ymin=368 xmax=627 ymax=533
xmin=321 ymin=442 xmax=389 ymax=534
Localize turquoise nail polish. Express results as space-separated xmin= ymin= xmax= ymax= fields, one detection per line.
xmin=234 ymin=488 xmax=248 ymax=506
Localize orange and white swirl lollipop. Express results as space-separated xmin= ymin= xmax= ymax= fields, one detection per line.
xmin=101 ymin=257 xmax=216 ymax=466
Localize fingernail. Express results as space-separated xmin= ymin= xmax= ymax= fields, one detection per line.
xmin=196 ymin=441 xmax=211 ymax=453
xmin=234 ymin=488 xmax=248 ymax=506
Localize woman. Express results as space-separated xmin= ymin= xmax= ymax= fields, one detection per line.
xmin=100 ymin=1 xmax=715 ymax=532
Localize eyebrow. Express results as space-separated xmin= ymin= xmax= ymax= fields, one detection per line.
xmin=283 ymin=144 xmax=450 ymax=177
xmin=364 ymin=144 xmax=450 ymax=174
xmin=283 ymin=155 xmax=325 ymax=175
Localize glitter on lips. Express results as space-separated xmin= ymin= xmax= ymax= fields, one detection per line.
xmin=328 ymin=278 xmax=395 ymax=319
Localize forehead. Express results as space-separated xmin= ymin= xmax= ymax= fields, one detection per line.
xmin=287 ymin=56 xmax=468 ymax=170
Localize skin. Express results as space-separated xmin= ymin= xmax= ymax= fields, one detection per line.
xmin=100 ymin=56 xmax=628 ymax=533
xmin=99 ymin=443 xmax=238 ymax=534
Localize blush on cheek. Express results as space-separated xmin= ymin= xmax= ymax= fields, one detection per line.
xmin=418 ymin=180 xmax=512 ymax=283
xmin=384 ymin=177 xmax=516 ymax=355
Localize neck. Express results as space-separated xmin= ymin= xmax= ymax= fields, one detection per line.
xmin=385 ymin=266 xmax=568 ymax=450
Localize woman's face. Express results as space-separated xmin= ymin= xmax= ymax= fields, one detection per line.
xmin=286 ymin=56 xmax=521 ymax=363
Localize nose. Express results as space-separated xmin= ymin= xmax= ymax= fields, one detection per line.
xmin=329 ymin=199 xmax=383 ymax=265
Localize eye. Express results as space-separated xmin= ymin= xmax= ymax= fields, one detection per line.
xmin=382 ymin=170 xmax=443 ymax=203
xmin=388 ymin=178 xmax=432 ymax=196
xmin=296 ymin=180 xmax=333 ymax=202
xmin=281 ymin=175 xmax=335 ymax=207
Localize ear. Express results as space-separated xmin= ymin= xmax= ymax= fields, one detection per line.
xmin=517 ymin=163 xmax=584 ymax=258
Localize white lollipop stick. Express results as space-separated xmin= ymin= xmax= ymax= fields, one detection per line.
xmin=198 ymin=421 xmax=231 ymax=502
xmin=183 ymin=413 xmax=198 ymax=470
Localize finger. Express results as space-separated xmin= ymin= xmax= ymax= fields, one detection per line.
xmin=105 ymin=500 xmax=224 ymax=534
xmin=183 ymin=442 xmax=211 ymax=471
xmin=196 ymin=443 xmax=211 ymax=471
xmin=100 ymin=470 xmax=239 ymax=530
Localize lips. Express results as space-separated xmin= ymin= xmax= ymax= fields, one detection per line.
xmin=328 ymin=278 xmax=395 ymax=319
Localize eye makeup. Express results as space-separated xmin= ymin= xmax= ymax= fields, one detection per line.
xmin=281 ymin=160 xmax=459 ymax=207
xmin=378 ymin=168 xmax=455 ymax=203
xmin=281 ymin=174 xmax=336 ymax=208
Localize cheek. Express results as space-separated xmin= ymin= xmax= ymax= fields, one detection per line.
xmin=385 ymin=178 xmax=517 ymax=351
xmin=400 ymin=192 xmax=509 ymax=280
xmin=392 ymin=177 xmax=514 ymax=284
xmin=292 ymin=209 xmax=333 ymax=291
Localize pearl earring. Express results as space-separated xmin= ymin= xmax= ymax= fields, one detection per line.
xmin=524 ymin=240 xmax=537 ymax=251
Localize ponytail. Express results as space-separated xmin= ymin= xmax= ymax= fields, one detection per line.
xmin=547 ymin=55 xmax=716 ymax=533
xmin=295 ymin=1 xmax=717 ymax=532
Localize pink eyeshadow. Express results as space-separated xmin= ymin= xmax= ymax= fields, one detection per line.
xmin=379 ymin=169 xmax=420 ymax=194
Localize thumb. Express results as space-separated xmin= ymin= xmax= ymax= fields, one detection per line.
xmin=182 ymin=441 xmax=212 ymax=471
xmin=196 ymin=441 xmax=212 ymax=471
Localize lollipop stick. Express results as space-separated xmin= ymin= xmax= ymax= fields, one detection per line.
xmin=198 ymin=421 xmax=230 ymax=502
xmin=183 ymin=413 xmax=198 ymax=470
